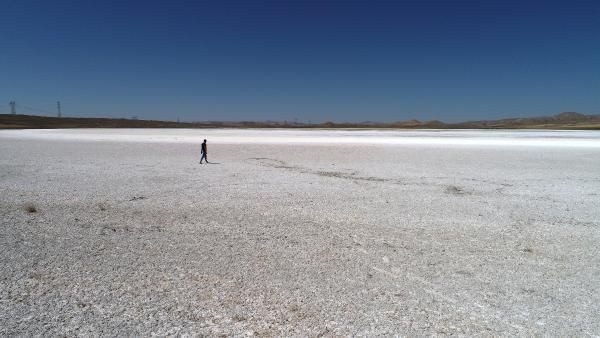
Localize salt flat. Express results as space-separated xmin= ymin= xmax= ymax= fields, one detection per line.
xmin=1 ymin=129 xmax=599 ymax=336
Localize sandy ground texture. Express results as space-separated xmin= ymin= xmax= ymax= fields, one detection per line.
xmin=1 ymin=129 xmax=599 ymax=336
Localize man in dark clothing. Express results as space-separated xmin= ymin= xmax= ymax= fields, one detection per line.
xmin=199 ymin=139 xmax=208 ymax=164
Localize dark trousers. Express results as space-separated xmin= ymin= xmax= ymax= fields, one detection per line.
xmin=200 ymin=153 xmax=208 ymax=163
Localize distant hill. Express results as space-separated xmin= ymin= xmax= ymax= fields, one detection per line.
xmin=1 ymin=112 xmax=599 ymax=130
xmin=452 ymin=112 xmax=600 ymax=129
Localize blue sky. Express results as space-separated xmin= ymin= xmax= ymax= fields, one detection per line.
xmin=1 ymin=0 xmax=598 ymax=122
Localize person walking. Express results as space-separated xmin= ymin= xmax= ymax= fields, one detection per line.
xmin=199 ymin=139 xmax=208 ymax=164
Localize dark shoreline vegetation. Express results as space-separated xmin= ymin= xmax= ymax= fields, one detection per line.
xmin=1 ymin=112 xmax=599 ymax=130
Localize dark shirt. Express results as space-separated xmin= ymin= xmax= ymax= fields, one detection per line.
xmin=201 ymin=143 xmax=207 ymax=154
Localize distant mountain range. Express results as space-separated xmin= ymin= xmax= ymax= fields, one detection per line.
xmin=1 ymin=112 xmax=599 ymax=130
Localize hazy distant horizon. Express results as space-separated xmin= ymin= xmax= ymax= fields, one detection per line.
xmin=2 ymin=110 xmax=598 ymax=125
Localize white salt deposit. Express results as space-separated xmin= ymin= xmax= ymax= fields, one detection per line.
xmin=1 ymin=129 xmax=599 ymax=336
xmin=1 ymin=128 xmax=600 ymax=147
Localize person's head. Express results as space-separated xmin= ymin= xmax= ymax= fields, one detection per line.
xmin=203 ymin=139 xmax=207 ymax=143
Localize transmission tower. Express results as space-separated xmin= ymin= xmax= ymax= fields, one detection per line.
xmin=57 ymin=101 xmax=62 ymax=118
xmin=9 ymin=101 xmax=16 ymax=115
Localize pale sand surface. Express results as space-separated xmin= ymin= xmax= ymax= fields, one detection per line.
xmin=1 ymin=129 xmax=599 ymax=336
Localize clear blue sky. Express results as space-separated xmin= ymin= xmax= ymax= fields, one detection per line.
xmin=1 ymin=0 xmax=598 ymax=122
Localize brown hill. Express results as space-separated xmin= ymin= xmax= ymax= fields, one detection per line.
xmin=455 ymin=112 xmax=600 ymax=129
xmin=1 ymin=112 xmax=599 ymax=130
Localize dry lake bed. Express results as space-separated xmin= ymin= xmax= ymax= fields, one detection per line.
xmin=1 ymin=129 xmax=599 ymax=336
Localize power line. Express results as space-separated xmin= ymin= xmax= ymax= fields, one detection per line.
xmin=19 ymin=104 xmax=54 ymax=115
xmin=5 ymin=101 xmax=117 ymax=118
